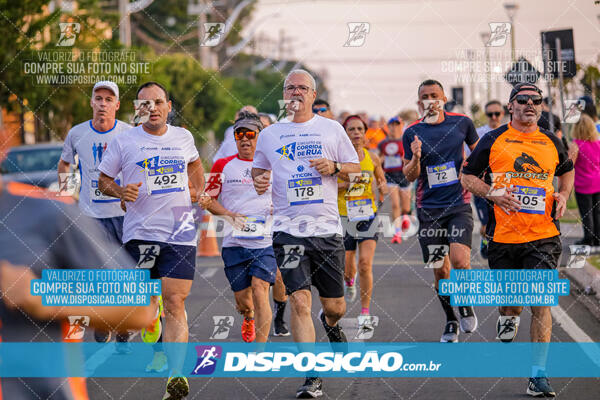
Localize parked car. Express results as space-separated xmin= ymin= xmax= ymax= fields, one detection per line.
xmin=0 ymin=143 xmax=64 ymax=189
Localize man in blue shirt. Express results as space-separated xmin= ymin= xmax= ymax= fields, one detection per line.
xmin=402 ymin=79 xmax=480 ymax=343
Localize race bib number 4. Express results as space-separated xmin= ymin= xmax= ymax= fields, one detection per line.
xmin=146 ymin=164 xmax=186 ymax=195
xmin=426 ymin=161 xmax=458 ymax=188
xmin=287 ymin=177 xmax=324 ymax=206
xmin=347 ymin=198 xmax=374 ymax=221
xmin=513 ymin=186 xmax=546 ymax=214
xmin=232 ymin=216 xmax=266 ymax=240
xmin=90 ymin=179 xmax=120 ymax=203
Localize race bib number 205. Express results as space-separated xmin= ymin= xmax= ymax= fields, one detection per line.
xmin=146 ymin=164 xmax=186 ymax=195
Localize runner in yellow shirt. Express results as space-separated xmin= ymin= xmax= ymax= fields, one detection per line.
xmin=338 ymin=115 xmax=387 ymax=332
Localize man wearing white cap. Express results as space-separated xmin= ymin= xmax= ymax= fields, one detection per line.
xmin=58 ymin=80 xmax=133 ymax=347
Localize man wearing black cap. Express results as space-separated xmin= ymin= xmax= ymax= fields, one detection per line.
xmin=462 ymin=82 xmax=574 ymax=398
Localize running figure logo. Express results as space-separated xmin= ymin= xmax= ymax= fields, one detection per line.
xmin=204 ymin=173 xmax=224 ymax=197
xmin=137 ymin=244 xmax=161 ymax=268
xmin=209 ymin=316 xmax=234 ymax=339
xmin=355 ymin=315 xmax=379 ymax=340
xmin=563 ymin=99 xmax=585 ymax=124
xmin=92 ymin=142 xmax=108 ymax=165
xmin=64 ymin=316 xmax=90 ymax=340
xmin=57 ymin=172 xmax=79 ymax=196
xmin=496 ymin=316 xmax=519 ymax=342
xmin=201 ymin=23 xmax=225 ymax=47
xmin=280 ymin=245 xmax=305 ymax=269
xmin=486 ymin=22 xmax=511 ymax=47
xmin=344 ymin=22 xmax=370 ymax=47
xmin=425 ymin=245 xmax=449 ymax=269
xmin=277 ymin=99 xmax=297 ymax=121
xmin=566 ymin=245 xmax=590 ymax=269
xmin=191 ymin=345 xmax=222 ymax=375
xmin=170 ymin=207 xmax=198 ymax=242
xmin=275 ymin=142 xmax=297 ymax=161
xmin=57 ymin=22 xmax=80 ymax=47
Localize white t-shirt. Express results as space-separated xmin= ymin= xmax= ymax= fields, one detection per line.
xmin=211 ymin=155 xmax=272 ymax=249
xmin=60 ymin=120 xmax=131 ymax=218
xmin=212 ymin=125 xmax=236 ymax=163
xmin=253 ymin=115 xmax=359 ymax=237
xmin=98 ymin=124 xmax=200 ymax=246
xmin=464 ymin=124 xmax=493 ymax=156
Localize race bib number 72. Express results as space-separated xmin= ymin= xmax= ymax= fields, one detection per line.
xmin=426 ymin=161 xmax=458 ymax=188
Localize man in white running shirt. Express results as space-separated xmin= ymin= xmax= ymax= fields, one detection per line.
xmin=58 ymin=80 xmax=132 ymax=348
xmin=252 ymin=69 xmax=360 ymax=399
xmin=98 ymin=81 xmax=205 ymax=400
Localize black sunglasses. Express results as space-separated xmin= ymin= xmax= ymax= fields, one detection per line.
xmin=486 ymin=112 xmax=502 ymax=118
xmin=513 ymin=94 xmax=543 ymax=105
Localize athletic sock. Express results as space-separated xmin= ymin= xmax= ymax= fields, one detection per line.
xmin=345 ymin=277 xmax=355 ymax=287
xmin=274 ymin=299 xmax=287 ymax=322
xmin=436 ymin=288 xmax=457 ymax=321
xmin=360 ymin=307 xmax=370 ymax=315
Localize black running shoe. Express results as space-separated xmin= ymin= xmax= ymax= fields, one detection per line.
xmin=296 ymin=377 xmax=323 ymax=398
xmin=440 ymin=321 xmax=459 ymax=343
xmin=94 ymin=330 xmax=111 ymax=343
xmin=526 ymin=377 xmax=556 ymax=397
xmin=319 ymin=311 xmax=347 ymax=342
xmin=273 ymin=318 xmax=291 ymax=337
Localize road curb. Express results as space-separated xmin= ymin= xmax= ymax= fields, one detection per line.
xmin=563 ymin=260 xmax=600 ymax=302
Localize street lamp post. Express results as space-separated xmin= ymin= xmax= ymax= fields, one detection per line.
xmin=480 ymin=31 xmax=492 ymax=102
xmin=504 ymin=2 xmax=519 ymax=61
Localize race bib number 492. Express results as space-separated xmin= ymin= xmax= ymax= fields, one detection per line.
xmin=426 ymin=161 xmax=458 ymax=188
xmin=146 ymin=164 xmax=186 ymax=195
xmin=513 ymin=185 xmax=546 ymax=214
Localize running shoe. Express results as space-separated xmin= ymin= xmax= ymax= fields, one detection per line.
xmin=440 ymin=321 xmax=459 ymax=343
xmin=344 ymin=282 xmax=357 ymax=302
xmin=319 ymin=310 xmax=348 ymax=351
xmin=458 ymin=306 xmax=478 ymax=333
xmin=391 ymin=232 xmax=402 ymax=244
xmin=142 ymin=295 xmax=163 ymax=344
xmin=94 ymin=330 xmax=111 ymax=343
xmin=242 ymin=318 xmax=256 ymax=343
xmin=146 ymin=351 xmax=168 ymax=373
xmin=273 ymin=318 xmax=291 ymax=337
xmin=115 ymin=332 xmax=132 ymax=354
xmin=526 ymin=377 xmax=556 ymax=397
xmin=401 ymin=215 xmax=411 ymax=231
xmin=296 ymin=377 xmax=323 ymax=398
xmin=497 ymin=316 xmax=520 ymax=342
xmin=480 ymin=238 xmax=489 ymax=259
xmin=163 ymin=376 xmax=189 ymax=400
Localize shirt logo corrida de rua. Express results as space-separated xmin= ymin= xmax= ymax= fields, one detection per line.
xmin=276 ymin=141 xmax=323 ymax=161
xmin=92 ymin=142 xmax=108 ymax=165
xmin=135 ymin=156 xmax=185 ymax=169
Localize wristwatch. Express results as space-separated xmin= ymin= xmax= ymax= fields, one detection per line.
xmin=331 ymin=162 xmax=342 ymax=176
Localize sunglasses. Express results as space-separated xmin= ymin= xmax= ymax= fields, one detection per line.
xmin=234 ymin=130 xmax=257 ymax=140
xmin=513 ymin=94 xmax=543 ymax=105
xmin=313 ymin=107 xmax=328 ymax=113
xmin=486 ymin=112 xmax=502 ymax=118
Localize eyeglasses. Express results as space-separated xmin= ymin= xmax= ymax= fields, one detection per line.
xmin=284 ymin=85 xmax=311 ymax=94
xmin=234 ymin=130 xmax=257 ymax=140
xmin=313 ymin=107 xmax=328 ymax=113
xmin=513 ymin=94 xmax=543 ymax=105
xmin=486 ymin=112 xmax=502 ymax=118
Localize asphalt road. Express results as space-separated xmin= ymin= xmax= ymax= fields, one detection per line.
xmin=87 ymin=205 xmax=600 ymax=400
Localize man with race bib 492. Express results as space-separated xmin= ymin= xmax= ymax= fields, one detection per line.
xmin=98 ymin=81 xmax=205 ymax=400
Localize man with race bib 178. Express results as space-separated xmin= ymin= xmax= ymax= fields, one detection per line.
xmin=98 ymin=81 xmax=205 ymax=400
xmin=462 ymin=83 xmax=574 ymax=398
xmin=252 ymin=69 xmax=360 ymax=399
xmin=402 ymin=79 xmax=479 ymax=343
xmin=58 ymin=80 xmax=132 ymax=349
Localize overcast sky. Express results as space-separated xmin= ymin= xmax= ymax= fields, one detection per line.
xmin=249 ymin=0 xmax=600 ymax=117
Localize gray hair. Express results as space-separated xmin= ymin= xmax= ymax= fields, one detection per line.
xmin=284 ymin=69 xmax=316 ymax=91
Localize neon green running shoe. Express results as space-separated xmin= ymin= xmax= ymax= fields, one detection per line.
xmin=142 ymin=295 xmax=163 ymax=344
xmin=162 ymin=376 xmax=189 ymax=399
